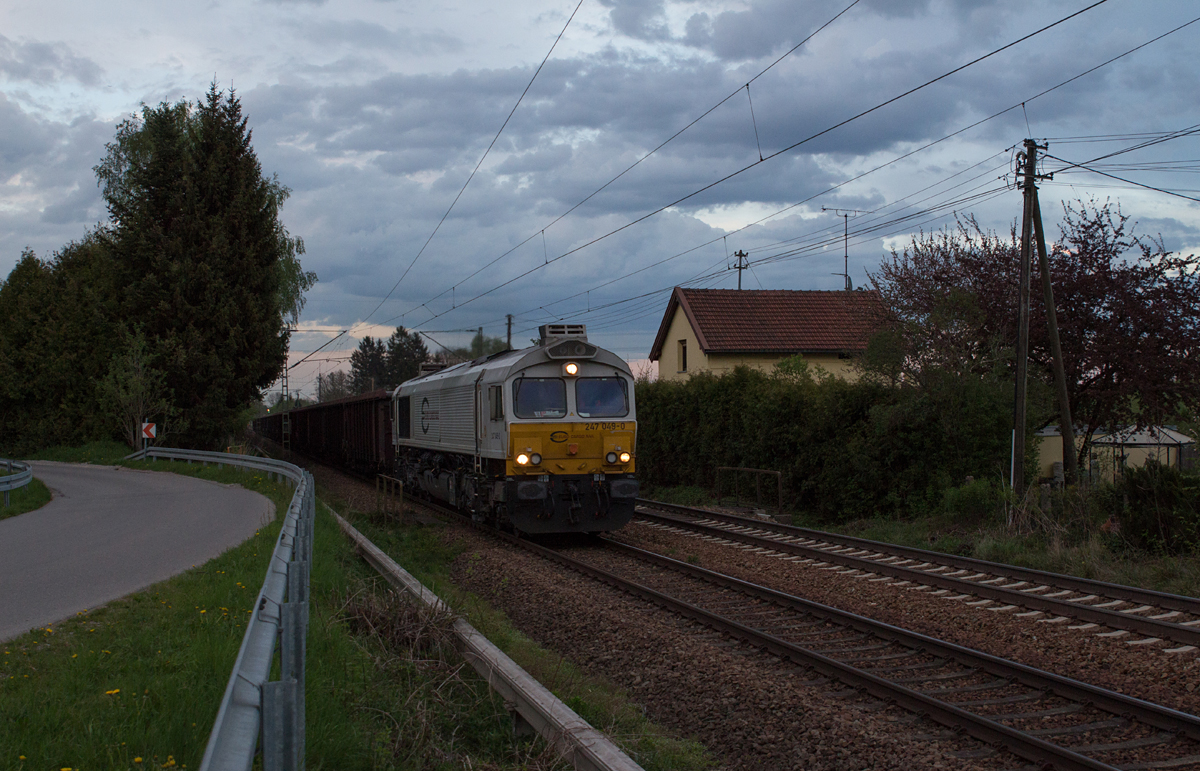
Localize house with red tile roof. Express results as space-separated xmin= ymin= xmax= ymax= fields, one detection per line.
xmin=648 ymin=287 xmax=885 ymax=381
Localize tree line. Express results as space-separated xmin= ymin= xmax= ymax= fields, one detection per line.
xmin=310 ymin=328 xmax=510 ymax=403
xmin=0 ymin=84 xmax=315 ymax=452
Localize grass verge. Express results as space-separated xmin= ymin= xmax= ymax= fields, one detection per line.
xmin=331 ymin=496 xmax=715 ymax=771
xmin=1 ymin=457 xmax=580 ymax=770
xmin=0 ymin=477 xmax=52 ymax=522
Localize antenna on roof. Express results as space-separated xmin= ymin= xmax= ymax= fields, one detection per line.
xmin=822 ymin=208 xmax=868 ymax=290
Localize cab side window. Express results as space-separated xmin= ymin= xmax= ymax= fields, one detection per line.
xmin=489 ymin=385 xmax=504 ymax=421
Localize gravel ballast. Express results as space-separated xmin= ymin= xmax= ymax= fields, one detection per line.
xmin=448 ymin=527 xmax=1011 ymax=770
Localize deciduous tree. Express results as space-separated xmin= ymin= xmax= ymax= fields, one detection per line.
xmin=871 ymin=199 xmax=1200 ymax=470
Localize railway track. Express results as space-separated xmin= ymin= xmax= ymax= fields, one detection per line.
xmin=634 ymin=499 xmax=1200 ymax=653
xmin=321 ymin=481 xmax=1200 ymax=768
xmin=540 ymin=536 xmax=1200 ymax=771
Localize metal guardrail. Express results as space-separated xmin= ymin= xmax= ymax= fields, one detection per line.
xmin=334 ymin=511 xmax=645 ymax=771
xmin=125 ymin=447 xmax=314 ymax=771
xmin=0 ymin=459 xmax=34 ymax=507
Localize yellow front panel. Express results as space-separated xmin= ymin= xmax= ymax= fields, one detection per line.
xmin=508 ymin=421 xmax=636 ymax=476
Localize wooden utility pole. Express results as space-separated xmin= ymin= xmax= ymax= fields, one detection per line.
xmin=506 ymin=314 xmax=513 ymax=351
xmin=1013 ymin=138 xmax=1078 ymax=494
xmin=731 ymin=250 xmax=749 ymax=289
xmin=1012 ymin=140 xmax=1038 ymax=496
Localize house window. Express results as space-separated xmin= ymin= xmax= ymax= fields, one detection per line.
xmin=678 ymin=339 xmax=687 ymax=372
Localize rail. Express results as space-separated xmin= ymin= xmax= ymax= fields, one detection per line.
xmin=334 ymin=510 xmax=645 ymax=771
xmin=0 ymin=459 xmax=34 ymax=506
xmin=125 ymin=447 xmax=314 ymax=771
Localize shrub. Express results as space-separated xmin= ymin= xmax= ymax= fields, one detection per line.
xmin=635 ymin=362 xmax=1014 ymax=522
xmin=1104 ymin=462 xmax=1200 ymax=554
xmin=942 ymin=478 xmax=1007 ymax=523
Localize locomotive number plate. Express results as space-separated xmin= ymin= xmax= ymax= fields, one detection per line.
xmin=585 ymin=422 xmax=627 ymax=431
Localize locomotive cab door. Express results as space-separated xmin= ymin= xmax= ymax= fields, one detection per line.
xmin=473 ymin=373 xmax=485 ymax=473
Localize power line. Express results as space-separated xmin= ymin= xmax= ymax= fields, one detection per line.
xmin=388 ymin=0 xmax=1112 ymax=333
xmin=376 ymin=0 xmax=866 ymax=329
xmin=353 ymin=0 xmax=586 ymax=333
xmin=469 ymin=7 xmax=1190 ymax=334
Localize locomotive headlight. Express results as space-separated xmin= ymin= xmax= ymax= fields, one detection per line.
xmin=530 ymin=453 xmax=542 ymax=465
xmin=516 ymin=453 xmax=530 ymax=465
xmin=605 ymin=451 xmax=618 ymax=464
xmin=564 ymin=362 xmax=579 ymax=376
xmin=619 ymin=451 xmax=631 ymax=463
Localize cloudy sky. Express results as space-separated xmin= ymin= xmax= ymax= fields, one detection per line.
xmin=2 ymin=0 xmax=1198 ymax=396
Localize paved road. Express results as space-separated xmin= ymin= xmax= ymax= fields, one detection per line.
xmin=0 ymin=462 xmax=274 ymax=642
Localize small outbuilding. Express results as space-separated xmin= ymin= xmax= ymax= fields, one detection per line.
xmin=1036 ymin=425 xmax=1195 ymax=483
xmin=648 ymin=287 xmax=885 ymax=382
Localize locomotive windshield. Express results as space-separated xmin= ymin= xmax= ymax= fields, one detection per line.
xmin=576 ymin=377 xmax=628 ymax=418
xmin=513 ymin=377 xmax=567 ymax=419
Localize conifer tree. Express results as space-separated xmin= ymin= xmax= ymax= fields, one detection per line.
xmin=349 ymin=336 xmax=388 ymax=393
xmin=96 ymin=84 xmax=314 ymax=447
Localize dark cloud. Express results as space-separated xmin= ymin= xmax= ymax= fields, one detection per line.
xmin=0 ymin=35 xmax=102 ymax=86
xmin=597 ymin=0 xmax=671 ymax=41
xmin=3 ymin=0 xmax=1198 ymax=376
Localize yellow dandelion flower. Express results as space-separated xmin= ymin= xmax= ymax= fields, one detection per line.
xmin=105 ymin=688 xmax=120 ymax=695
xmin=71 ymin=654 xmax=77 ymax=659
xmin=199 ymin=610 xmax=206 ymax=614
xmin=134 ymin=758 xmax=143 ymax=764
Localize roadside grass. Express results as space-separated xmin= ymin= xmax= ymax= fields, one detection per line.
xmin=1 ymin=456 xmax=578 ymax=770
xmin=0 ymin=477 xmax=52 ymax=522
xmin=332 ymin=497 xmax=715 ymax=771
xmin=0 ymin=464 xmax=292 ymax=770
xmin=22 ymin=441 xmax=133 ymax=465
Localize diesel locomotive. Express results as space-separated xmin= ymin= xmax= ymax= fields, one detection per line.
xmin=393 ymin=324 xmax=638 ymax=533
xmin=255 ymin=324 xmax=638 ymax=534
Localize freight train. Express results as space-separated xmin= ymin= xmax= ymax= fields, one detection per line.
xmin=255 ymin=324 xmax=638 ymax=533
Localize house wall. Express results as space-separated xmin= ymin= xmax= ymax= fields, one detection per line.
xmin=657 ymin=309 xmax=704 ymax=380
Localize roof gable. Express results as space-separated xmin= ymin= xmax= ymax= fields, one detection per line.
xmin=650 ymin=287 xmax=884 ymax=359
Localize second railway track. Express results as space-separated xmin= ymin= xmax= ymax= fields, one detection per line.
xmin=549 ymin=536 xmax=1200 ymax=771
xmin=634 ymin=499 xmax=1200 ymax=653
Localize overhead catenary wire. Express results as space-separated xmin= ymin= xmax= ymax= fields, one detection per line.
xmin=351 ymin=0 xmax=587 ymax=335
xmin=375 ymin=0 xmax=867 ymax=330
xmin=469 ymin=11 xmax=1196 ymax=334
xmin=383 ymin=0 xmax=1113 ymax=335
xmin=279 ymin=2 xmax=1198 ymax=391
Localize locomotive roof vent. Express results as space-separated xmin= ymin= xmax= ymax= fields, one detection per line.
xmin=538 ymin=323 xmax=588 ymax=345
xmin=418 ymin=362 xmax=448 ymax=376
